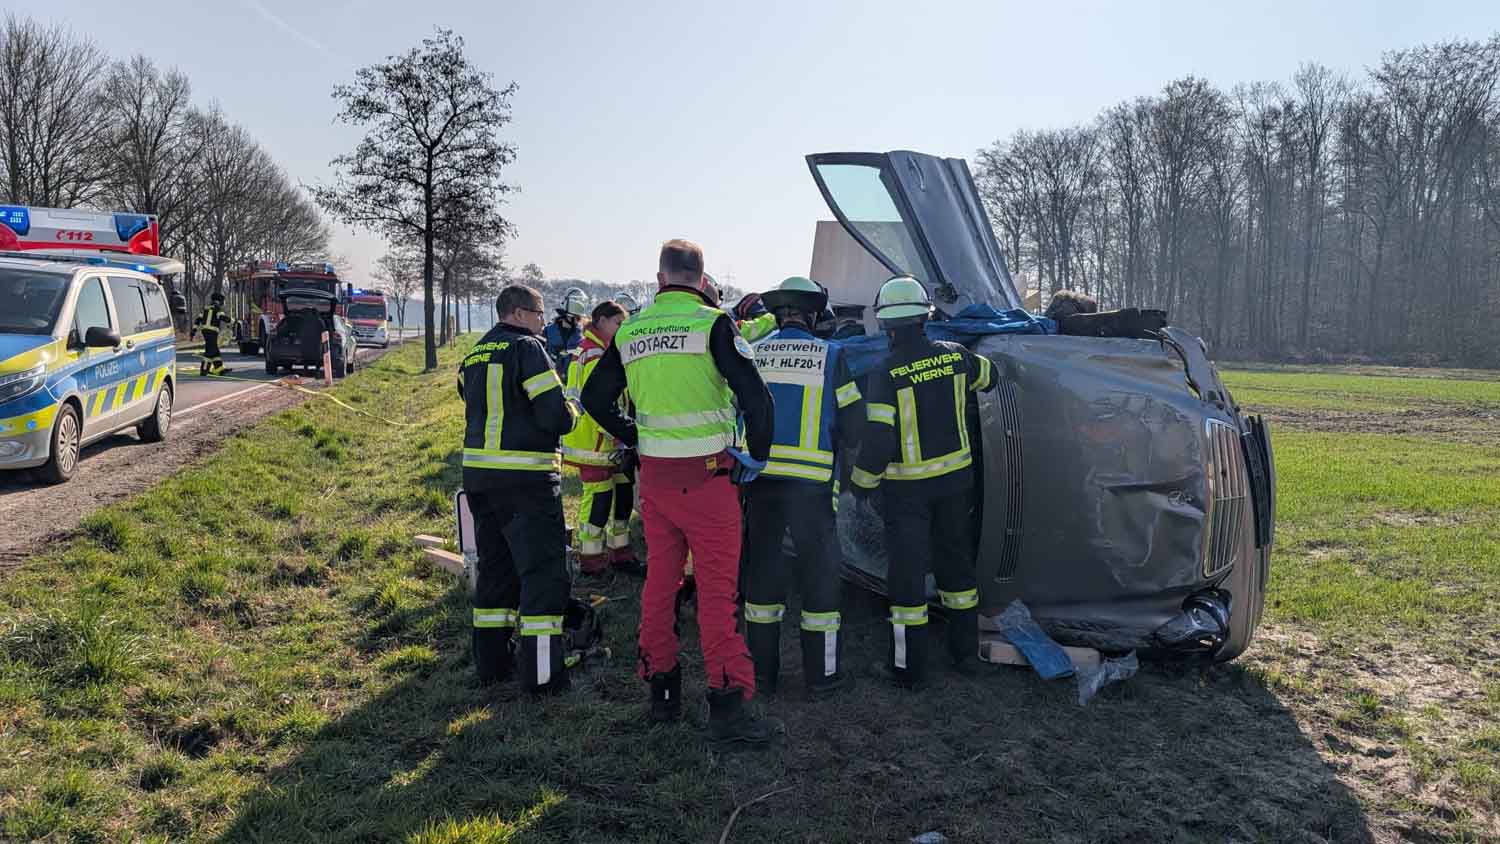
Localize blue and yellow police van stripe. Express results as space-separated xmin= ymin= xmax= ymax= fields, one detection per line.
xmin=0 ymin=328 xmax=175 ymax=444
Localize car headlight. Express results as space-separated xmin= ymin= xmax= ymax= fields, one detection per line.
xmin=0 ymin=364 xmax=46 ymax=404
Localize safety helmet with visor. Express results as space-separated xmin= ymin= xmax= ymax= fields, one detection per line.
xmin=873 ymin=275 xmax=933 ymax=326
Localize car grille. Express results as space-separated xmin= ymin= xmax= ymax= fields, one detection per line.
xmin=1203 ymin=419 xmax=1248 ymax=577
xmin=992 ymin=379 xmax=1025 ymax=582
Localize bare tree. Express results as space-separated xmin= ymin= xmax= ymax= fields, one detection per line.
xmin=373 ymin=247 xmax=422 ymax=330
xmin=0 ymin=15 xmax=108 ymax=206
xmin=312 ymin=27 xmax=518 ymax=371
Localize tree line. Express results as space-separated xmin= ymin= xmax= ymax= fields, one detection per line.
xmin=0 ymin=14 xmax=330 ymax=316
xmin=977 ymin=33 xmax=1500 ymax=367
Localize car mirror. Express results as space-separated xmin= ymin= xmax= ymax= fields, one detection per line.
xmin=84 ymin=326 xmax=122 ymax=348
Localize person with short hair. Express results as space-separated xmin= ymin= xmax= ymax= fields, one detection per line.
xmin=582 ymin=238 xmax=780 ymax=749
xmin=563 ymin=299 xmax=639 ymax=576
xmin=459 ymin=284 xmax=579 ymax=693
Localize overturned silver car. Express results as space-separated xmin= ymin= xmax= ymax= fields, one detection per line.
xmin=808 ymin=151 xmax=1276 ymax=662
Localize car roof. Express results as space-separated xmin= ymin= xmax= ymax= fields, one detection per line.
xmin=0 ymin=254 xmax=162 ymax=286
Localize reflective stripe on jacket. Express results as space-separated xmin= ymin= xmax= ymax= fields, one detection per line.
xmin=561 ymin=329 xmax=623 ymax=469
xmin=459 ymin=322 xmax=578 ymax=491
xmin=852 ymin=334 xmax=996 ymax=494
xmin=752 ymin=325 xmax=862 ymax=484
xmin=615 ymin=291 xmax=737 ymax=459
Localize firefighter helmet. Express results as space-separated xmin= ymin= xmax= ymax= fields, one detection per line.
xmin=873 ymin=276 xmax=932 ymax=323
xmin=559 ymin=287 xmax=589 ymax=318
xmin=760 ymin=276 xmax=828 ymax=317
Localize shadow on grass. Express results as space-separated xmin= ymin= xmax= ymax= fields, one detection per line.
xmin=216 ymin=574 xmax=1377 ymax=844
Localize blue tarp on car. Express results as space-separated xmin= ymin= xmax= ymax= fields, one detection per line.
xmin=838 ymin=304 xmax=1053 ymax=377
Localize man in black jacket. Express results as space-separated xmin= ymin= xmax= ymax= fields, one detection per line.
xmin=458 ymin=284 xmax=579 ymax=693
xmin=851 ymin=277 xmax=998 ymax=688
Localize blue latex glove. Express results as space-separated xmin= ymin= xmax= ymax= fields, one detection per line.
xmin=724 ymin=447 xmax=766 ymax=484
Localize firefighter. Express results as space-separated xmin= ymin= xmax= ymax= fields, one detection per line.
xmin=582 ymin=238 xmax=780 ymax=749
xmin=459 ymin=284 xmax=579 ymax=693
xmin=545 ymin=287 xmax=588 ymax=377
xmin=192 ymin=293 xmax=231 ymax=375
xmin=742 ymin=277 xmax=863 ymax=699
xmin=732 ymin=291 xmax=778 ymax=343
xmin=563 ymin=300 xmax=640 ymax=576
xmin=850 ymin=276 xmax=998 ymax=688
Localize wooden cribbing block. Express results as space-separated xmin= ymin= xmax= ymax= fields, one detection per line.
xmin=423 ymin=547 xmax=465 ymax=577
xmin=978 ymin=632 xmax=1101 ymax=671
xmin=413 ymin=534 xmax=446 ymax=549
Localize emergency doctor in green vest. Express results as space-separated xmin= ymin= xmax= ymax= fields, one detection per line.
xmin=582 ymin=239 xmax=781 ymax=750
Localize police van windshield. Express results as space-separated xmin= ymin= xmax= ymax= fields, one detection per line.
xmin=347 ymin=303 xmax=385 ymax=320
xmin=0 ymin=268 xmax=69 ymax=335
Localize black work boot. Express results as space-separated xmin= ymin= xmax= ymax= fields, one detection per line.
xmin=746 ymin=620 xmax=781 ymax=697
xmin=706 ymin=688 xmax=783 ymax=751
xmin=648 ymin=664 xmax=682 ymax=723
xmin=801 ymin=627 xmax=849 ymax=701
xmin=472 ymin=628 xmax=514 ymax=685
xmin=945 ymin=607 xmax=980 ymax=676
xmin=519 ymin=633 xmax=570 ymax=696
xmin=870 ymin=621 xmax=928 ymax=689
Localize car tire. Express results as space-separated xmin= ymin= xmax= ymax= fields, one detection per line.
xmin=266 ymin=356 xmax=278 ymax=375
xmin=137 ymin=383 xmax=173 ymax=443
xmin=38 ymin=402 xmax=82 ymax=485
xmin=332 ymin=353 xmax=347 ymax=379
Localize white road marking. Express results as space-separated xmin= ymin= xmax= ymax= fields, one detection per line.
xmin=176 ymin=383 xmax=272 ymax=418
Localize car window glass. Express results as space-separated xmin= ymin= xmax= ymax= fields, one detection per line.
xmin=142 ymin=282 xmax=171 ymax=330
xmin=107 ymin=277 xmax=149 ymax=335
xmin=72 ymin=277 xmax=112 ymax=341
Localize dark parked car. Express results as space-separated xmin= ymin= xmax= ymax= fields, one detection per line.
xmin=265 ymin=290 xmax=357 ymax=378
xmin=809 ymin=151 xmax=1275 ymax=662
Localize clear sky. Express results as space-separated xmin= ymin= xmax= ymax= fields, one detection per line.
xmin=35 ymin=0 xmax=1500 ymax=293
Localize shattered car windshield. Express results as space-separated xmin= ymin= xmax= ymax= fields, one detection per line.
xmin=0 ymin=269 xmax=69 ymax=335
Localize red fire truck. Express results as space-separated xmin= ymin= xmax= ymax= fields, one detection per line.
xmin=227 ymin=260 xmax=349 ymax=355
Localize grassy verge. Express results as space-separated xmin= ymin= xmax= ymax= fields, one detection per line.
xmin=0 ymin=348 xmax=1495 ymax=842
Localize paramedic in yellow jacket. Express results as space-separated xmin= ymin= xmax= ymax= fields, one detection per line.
xmin=562 ymin=300 xmax=639 ymax=575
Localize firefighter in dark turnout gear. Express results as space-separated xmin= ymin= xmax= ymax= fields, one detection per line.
xmin=193 ymin=293 xmax=231 ymax=375
xmin=459 ymin=284 xmax=579 ymax=693
xmin=742 ymin=277 xmax=863 ymax=699
xmin=851 ymin=277 xmax=997 ymax=687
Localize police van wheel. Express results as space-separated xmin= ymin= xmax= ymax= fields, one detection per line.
xmin=138 ymin=383 xmax=173 ymax=443
xmin=38 ymin=403 xmax=82 ymax=485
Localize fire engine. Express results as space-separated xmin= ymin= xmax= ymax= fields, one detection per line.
xmin=346 ymin=289 xmax=391 ymax=348
xmin=226 ymin=260 xmax=350 ymax=356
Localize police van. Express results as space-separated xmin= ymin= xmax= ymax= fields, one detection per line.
xmin=0 ymin=206 xmax=184 ymax=483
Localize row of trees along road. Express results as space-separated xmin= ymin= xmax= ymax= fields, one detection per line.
xmin=0 ymin=14 xmax=330 ymax=317
xmin=978 ymin=33 xmax=1500 ymax=367
xmin=313 ymin=28 xmax=516 ymax=372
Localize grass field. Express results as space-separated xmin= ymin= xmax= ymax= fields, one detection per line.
xmin=0 ymin=343 xmax=1496 ymax=843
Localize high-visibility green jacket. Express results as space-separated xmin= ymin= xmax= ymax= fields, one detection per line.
xmin=580 ymin=288 xmax=774 ymax=463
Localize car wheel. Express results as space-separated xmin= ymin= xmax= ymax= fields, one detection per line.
xmin=38 ymin=403 xmax=82 ymax=484
xmin=266 ymin=355 xmax=278 ymax=375
xmin=137 ymin=383 xmax=173 ymax=443
xmin=332 ymin=354 xmax=347 ymax=378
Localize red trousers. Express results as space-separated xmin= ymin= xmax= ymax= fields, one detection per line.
xmin=636 ymin=452 xmax=755 ymax=697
